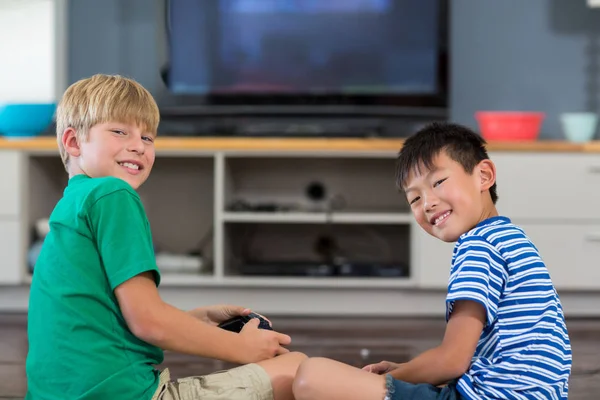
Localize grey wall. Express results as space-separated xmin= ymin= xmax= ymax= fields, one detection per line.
xmin=68 ymin=0 xmax=166 ymax=95
xmin=68 ymin=0 xmax=600 ymax=139
xmin=451 ymin=0 xmax=600 ymax=139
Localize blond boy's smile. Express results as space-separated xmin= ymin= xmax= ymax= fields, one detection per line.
xmin=117 ymin=160 xmax=144 ymax=174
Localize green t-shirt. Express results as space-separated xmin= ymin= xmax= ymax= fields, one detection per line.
xmin=26 ymin=174 xmax=163 ymax=400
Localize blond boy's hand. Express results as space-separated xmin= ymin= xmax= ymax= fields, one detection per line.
xmin=188 ymin=304 xmax=274 ymax=328
xmin=188 ymin=304 xmax=249 ymax=326
xmin=237 ymin=318 xmax=292 ymax=363
xmin=362 ymin=360 xmax=401 ymax=375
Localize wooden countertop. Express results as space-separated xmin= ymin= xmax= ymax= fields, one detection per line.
xmin=0 ymin=136 xmax=595 ymax=153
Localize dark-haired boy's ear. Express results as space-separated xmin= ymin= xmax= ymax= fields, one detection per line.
xmin=62 ymin=127 xmax=81 ymax=158
xmin=477 ymin=159 xmax=496 ymax=192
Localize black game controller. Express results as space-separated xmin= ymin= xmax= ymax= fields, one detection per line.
xmin=218 ymin=312 xmax=273 ymax=333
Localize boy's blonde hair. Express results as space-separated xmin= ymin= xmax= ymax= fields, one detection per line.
xmin=56 ymin=74 xmax=160 ymax=168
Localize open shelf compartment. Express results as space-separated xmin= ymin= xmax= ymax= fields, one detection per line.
xmin=223 ymin=222 xmax=412 ymax=284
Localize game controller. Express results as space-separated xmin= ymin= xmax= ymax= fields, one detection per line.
xmin=218 ymin=312 xmax=273 ymax=333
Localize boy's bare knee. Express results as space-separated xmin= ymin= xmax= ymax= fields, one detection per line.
xmin=283 ymin=351 xmax=307 ymax=360
xmin=273 ymin=351 xmax=307 ymax=376
xmin=257 ymin=351 xmax=307 ymax=382
xmin=257 ymin=352 xmax=307 ymax=400
xmin=286 ymin=351 xmax=308 ymax=365
xmin=292 ymin=357 xmax=330 ymax=400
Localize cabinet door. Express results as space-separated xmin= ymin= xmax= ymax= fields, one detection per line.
xmin=412 ymin=222 xmax=454 ymax=289
xmin=414 ymin=221 xmax=600 ymax=291
xmin=0 ymin=151 xmax=23 ymax=217
xmin=491 ymin=153 xmax=600 ymax=220
xmin=522 ymin=224 xmax=600 ymax=290
xmin=0 ymin=219 xmax=23 ymax=284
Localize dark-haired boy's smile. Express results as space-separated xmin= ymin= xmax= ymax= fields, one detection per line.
xmin=430 ymin=210 xmax=452 ymax=226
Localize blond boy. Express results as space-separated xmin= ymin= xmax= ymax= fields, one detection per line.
xmin=25 ymin=74 xmax=305 ymax=400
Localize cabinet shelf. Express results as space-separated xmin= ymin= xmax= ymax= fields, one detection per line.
xmin=221 ymin=211 xmax=412 ymax=224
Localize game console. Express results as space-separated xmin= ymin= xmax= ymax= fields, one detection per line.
xmin=218 ymin=312 xmax=273 ymax=333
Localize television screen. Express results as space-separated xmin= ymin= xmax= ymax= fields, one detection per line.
xmin=167 ymin=0 xmax=443 ymax=98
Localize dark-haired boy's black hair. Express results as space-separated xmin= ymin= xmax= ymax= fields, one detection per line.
xmin=395 ymin=122 xmax=498 ymax=204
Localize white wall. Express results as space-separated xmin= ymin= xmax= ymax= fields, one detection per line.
xmin=0 ymin=0 xmax=66 ymax=104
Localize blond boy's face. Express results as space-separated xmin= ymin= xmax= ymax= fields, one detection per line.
xmin=404 ymin=152 xmax=495 ymax=243
xmin=73 ymin=121 xmax=156 ymax=190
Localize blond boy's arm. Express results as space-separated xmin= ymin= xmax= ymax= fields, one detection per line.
xmin=114 ymin=272 xmax=290 ymax=364
xmin=389 ymin=300 xmax=485 ymax=386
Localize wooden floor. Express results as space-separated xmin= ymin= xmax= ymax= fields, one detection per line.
xmin=1 ymin=313 xmax=599 ymax=399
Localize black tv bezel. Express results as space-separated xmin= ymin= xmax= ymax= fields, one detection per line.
xmin=159 ymin=0 xmax=449 ymax=117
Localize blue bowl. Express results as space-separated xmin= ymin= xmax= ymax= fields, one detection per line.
xmin=0 ymin=103 xmax=57 ymax=139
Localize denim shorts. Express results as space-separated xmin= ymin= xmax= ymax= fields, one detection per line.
xmin=385 ymin=374 xmax=461 ymax=400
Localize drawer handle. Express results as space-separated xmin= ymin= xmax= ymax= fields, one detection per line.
xmin=585 ymin=233 xmax=600 ymax=242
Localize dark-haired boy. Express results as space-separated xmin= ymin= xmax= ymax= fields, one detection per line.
xmin=290 ymin=122 xmax=572 ymax=400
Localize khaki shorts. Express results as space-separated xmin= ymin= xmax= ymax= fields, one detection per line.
xmin=151 ymin=364 xmax=273 ymax=400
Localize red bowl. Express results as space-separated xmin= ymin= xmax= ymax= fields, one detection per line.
xmin=475 ymin=111 xmax=545 ymax=141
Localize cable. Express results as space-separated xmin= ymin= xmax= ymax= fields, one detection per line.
xmin=160 ymin=0 xmax=172 ymax=86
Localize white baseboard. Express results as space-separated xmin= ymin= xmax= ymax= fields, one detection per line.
xmin=3 ymin=286 xmax=600 ymax=317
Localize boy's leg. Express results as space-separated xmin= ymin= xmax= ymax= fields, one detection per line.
xmin=293 ymin=357 xmax=388 ymax=400
xmin=256 ymin=351 xmax=307 ymax=400
xmin=292 ymin=357 xmax=461 ymax=400
xmin=155 ymin=352 xmax=306 ymax=400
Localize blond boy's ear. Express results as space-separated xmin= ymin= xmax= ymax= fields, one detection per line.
xmin=477 ymin=159 xmax=496 ymax=192
xmin=62 ymin=127 xmax=82 ymax=159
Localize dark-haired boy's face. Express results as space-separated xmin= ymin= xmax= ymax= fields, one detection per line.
xmin=404 ymin=152 xmax=496 ymax=242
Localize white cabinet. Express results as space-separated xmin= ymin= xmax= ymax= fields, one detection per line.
xmin=491 ymin=153 xmax=600 ymax=221
xmin=522 ymin=224 xmax=600 ymax=290
xmin=489 ymin=152 xmax=600 ymax=290
xmin=0 ymin=219 xmax=24 ymax=284
xmin=0 ymin=151 xmax=23 ymax=217
xmin=22 ymin=150 xmax=600 ymax=292
xmin=415 ymin=152 xmax=600 ymax=290
xmin=3 ymin=145 xmax=600 ymax=315
xmin=0 ymin=151 xmax=24 ymax=284
xmin=412 ymin=222 xmax=454 ymax=289
xmin=414 ymin=221 xmax=600 ymax=291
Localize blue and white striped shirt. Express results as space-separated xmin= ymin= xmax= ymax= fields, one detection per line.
xmin=446 ymin=216 xmax=571 ymax=400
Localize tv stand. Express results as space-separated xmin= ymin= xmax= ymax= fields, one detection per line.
xmin=158 ymin=105 xmax=448 ymax=138
xmin=1 ymin=138 xmax=600 ymax=317
xmin=159 ymin=105 xmax=448 ymax=118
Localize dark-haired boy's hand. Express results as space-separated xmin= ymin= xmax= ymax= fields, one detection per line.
xmin=362 ymin=360 xmax=401 ymax=375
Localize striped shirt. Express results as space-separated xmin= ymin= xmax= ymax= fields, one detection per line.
xmin=446 ymin=216 xmax=571 ymax=400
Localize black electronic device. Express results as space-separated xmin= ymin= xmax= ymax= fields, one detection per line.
xmin=158 ymin=0 xmax=449 ymax=137
xmin=218 ymin=312 xmax=273 ymax=333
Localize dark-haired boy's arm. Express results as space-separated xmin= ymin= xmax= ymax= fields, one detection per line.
xmin=388 ymin=300 xmax=485 ymax=386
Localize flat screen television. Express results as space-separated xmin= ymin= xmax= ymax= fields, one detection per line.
xmin=162 ymin=0 xmax=448 ymax=118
